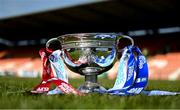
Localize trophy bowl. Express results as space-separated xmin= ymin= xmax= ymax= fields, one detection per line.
xmin=46 ymin=33 xmax=134 ymax=93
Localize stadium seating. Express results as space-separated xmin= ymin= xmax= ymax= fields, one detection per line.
xmin=148 ymin=53 xmax=180 ymax=80
xmin=0 ymin=49 xmax=180 ymax=80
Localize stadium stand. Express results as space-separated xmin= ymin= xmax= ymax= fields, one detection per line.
xmin=148 ymin=53 xmax=180 ymax=80
xmin=0 ymin=47 xmax=82 ymax=78
xmin=1 ymin=47 xmax=180 ymax=80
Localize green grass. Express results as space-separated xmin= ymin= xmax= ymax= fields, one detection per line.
xmin=0 ymin=77 xmax=180 ymax=109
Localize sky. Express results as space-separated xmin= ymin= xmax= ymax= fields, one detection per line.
xmin=0 ymin=0 xmax=104 ymax=19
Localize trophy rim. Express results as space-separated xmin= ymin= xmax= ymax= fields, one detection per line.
xmin=57 ymin=33 xmax=119 ymax=49
xmin=46 ymin=33 xmax=134 ymax=50
xmin=57 ymin=32 xmax=120 ymax=38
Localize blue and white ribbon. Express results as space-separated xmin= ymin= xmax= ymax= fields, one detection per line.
xmin=108 ymin=46 xmax=180 ymax=96
xmin=108 ymin=46 xmax=136 ymax=93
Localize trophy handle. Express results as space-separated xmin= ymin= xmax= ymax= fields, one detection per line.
xmin=116 ymin=35 xmax=134 ymax=52
xmin=46 ymin=37 xmax=62 ymax=51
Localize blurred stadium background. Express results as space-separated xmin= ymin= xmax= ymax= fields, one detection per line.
xmin=0 ymin=0 xmax=180 ymax=80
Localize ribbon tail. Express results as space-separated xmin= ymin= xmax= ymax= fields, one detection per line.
xmin=47 ymin=87 xmax=63 ymax=95
xmin=50 ymin=79 xmax=82 ymax=95
xmin=31 ymin=81 xmax=51 ymax=93
xmin=141 ymin=90 xmax=180 ymax=96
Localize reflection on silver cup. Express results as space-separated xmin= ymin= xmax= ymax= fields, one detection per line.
xmin=47 ymin=33 xmax=134 ymax=93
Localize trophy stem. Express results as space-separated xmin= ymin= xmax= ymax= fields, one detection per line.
xmin=78 ymin=74 xmax=106 ymax=93
xmin=85 ymin=75 xmax=97 ymax=83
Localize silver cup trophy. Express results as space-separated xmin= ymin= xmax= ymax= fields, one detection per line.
xmin=46 ymin=33 xmax=134 ymax=93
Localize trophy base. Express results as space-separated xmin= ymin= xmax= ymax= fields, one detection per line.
xmin=78 ymin=81 xmax=107 ymax=93
xmin=77 ymin=75 xmax=107 ymax=93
